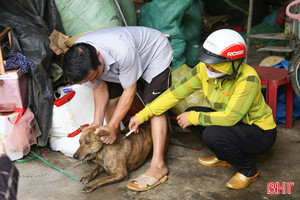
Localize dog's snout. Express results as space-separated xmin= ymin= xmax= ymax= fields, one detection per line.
xmin=73 ymin=153 xmax=79 ymax=160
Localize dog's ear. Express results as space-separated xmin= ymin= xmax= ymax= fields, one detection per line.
xmin=97 ymin=129 xmax=110 ymax=136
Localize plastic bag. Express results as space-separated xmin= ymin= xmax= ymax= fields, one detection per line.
xmin=54 ymin=0 xmax=136 ymax=36
xmin=139 ymin=0 xmax=203 ymax=70
xmin=272 ymin=61 xmax=300 ymax=123
xmin=1 ymin=108 xmax=36 ymax=161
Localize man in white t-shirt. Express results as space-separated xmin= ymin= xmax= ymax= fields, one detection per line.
xmin=63 ymin=26 xmax=173 ymax=191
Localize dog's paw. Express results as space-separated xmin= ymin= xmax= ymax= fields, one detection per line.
xmin=81 ymin=186 xmax=94 ymax=194
xmin=80 ymin=176 xmax=91 ymax=184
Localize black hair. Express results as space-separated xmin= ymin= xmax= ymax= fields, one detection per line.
xmin=62 ymin=43 xmax=101 ymax=83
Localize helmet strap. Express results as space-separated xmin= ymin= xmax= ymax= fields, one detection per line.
xmin=227 ymin=59 xmax=243 ymax=80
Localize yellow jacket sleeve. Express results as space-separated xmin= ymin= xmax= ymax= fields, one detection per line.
xmin=136 ymin=65 xmax=203 ymax=123
xmin=187 ymin=111 xmax=200 ymax=125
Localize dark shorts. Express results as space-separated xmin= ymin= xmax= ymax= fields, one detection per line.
xmin=141 ymin=66 xmax=172 ymax=104
xmin=106 ymin=66 xmax=172 ymax=104
xmin=107 ymin=82 xmax=123 ymax=99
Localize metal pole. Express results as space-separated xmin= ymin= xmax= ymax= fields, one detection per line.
xmin=111 ymin=0 xmax=146 ymax=106
xmin=245 ymin=0 xmax=254 ymax=63
xmin=113 ymin=0 xmax=128 ymax=26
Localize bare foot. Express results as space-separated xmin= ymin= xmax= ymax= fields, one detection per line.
xmin=143 ymin=164 xmax=168 ymax=180
xmin=128 ymin=164 xmax=169 ymax=191
xmin=128 ymin=161 xmax=168 ymax=190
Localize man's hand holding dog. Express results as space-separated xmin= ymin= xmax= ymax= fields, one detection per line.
xmin=129 ymin=116 xmax=142 ymax=133
xmin=95 ymin=124 xmax=117 ymax=144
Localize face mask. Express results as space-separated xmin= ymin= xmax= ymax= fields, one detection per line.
xmin=205 ymin=65 xmax=226 ymax=79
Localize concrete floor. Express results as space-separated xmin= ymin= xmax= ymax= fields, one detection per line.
xmin=15 ymin=120 xmax=300 ymax=200
xmin=15 ymin=47 xmax=300 ymax=200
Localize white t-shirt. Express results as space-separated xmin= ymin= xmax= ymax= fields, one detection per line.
xmin=75 ymin=26 xmax=173 ymax=88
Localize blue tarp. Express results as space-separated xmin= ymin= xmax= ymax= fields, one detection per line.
xmin=270 ymin=61 xmax=300 ymax=123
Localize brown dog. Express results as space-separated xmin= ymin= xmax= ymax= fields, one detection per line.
xmin=73 ymin=123 xmax=152 ymax=194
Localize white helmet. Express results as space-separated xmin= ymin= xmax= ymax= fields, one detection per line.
xmin=197 ymin=29 xmax=246 ymax=64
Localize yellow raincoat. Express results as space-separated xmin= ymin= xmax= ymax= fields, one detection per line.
xmin=136 ymin=61 xmax=276 ymax=130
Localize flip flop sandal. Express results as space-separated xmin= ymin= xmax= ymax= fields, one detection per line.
xmin=127 ymin=174 xmax=168 ymax=191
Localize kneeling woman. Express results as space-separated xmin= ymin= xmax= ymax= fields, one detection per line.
xmin=129 ymin=29 xmax=277 ymax=189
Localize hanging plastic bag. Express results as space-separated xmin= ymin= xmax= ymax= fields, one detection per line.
xmin=1 ymin=108 xmax=36 ymax=161
xmin=0 ymin=109 xmax=23 ymax=141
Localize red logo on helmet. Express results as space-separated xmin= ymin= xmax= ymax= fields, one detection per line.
xmin=220 ymin=42 xmax=246 ymax=60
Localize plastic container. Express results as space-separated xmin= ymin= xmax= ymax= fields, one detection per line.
xmin=285 ymin=16 xmax=293 ymax=38
xmin=49 ymin=83 xmax=125 ymax=157
xmin=50 ymin=84 xmax=95 ymax=137
xmin=54 ymin=84 xmax=81 ymax=99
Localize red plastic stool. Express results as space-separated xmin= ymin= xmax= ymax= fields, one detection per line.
xmin=252 ymin=66 xmax=293 ymax=128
